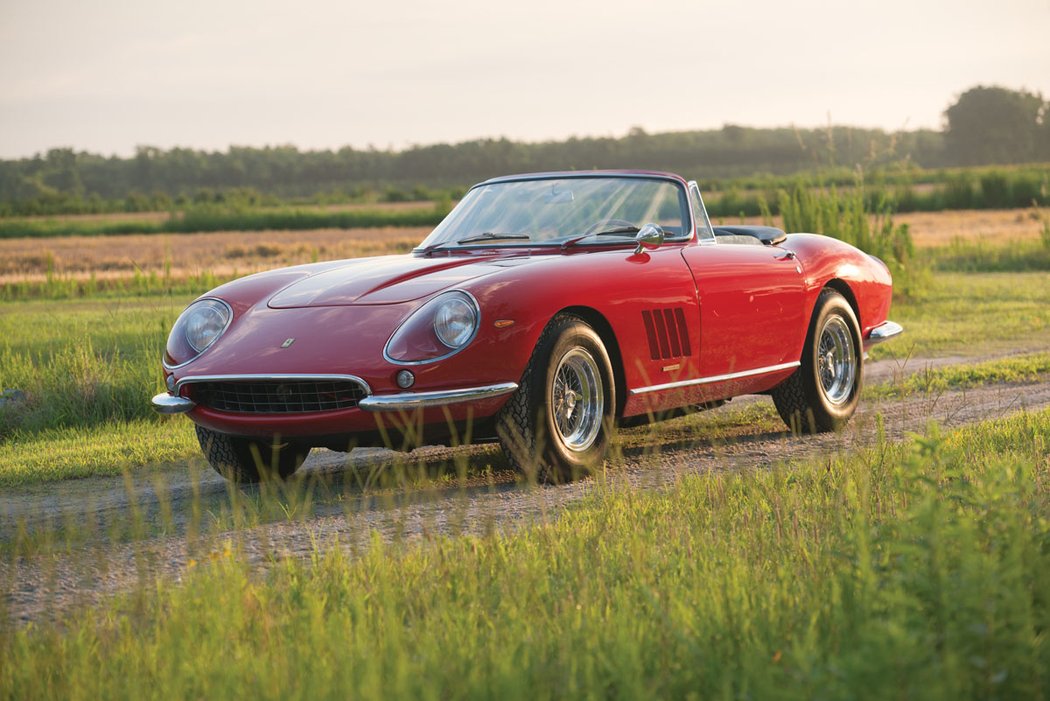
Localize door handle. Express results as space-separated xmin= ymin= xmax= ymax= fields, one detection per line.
xmin=776 ymin=250 xmax=796 ymax=261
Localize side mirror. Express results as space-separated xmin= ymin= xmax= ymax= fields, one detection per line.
xmin=634 ymin=223 xmax=664 ymax=254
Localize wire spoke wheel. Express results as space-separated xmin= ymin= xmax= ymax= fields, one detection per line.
xmin=771 ymin=289 xmax=862 ymax=434
xmin=817 ymin=316 xmax=857 ymax=406
xmin=550 ymin=348 xmax=604 ymax=452
xmin=496 ymin=314 xmax=616 ymax=482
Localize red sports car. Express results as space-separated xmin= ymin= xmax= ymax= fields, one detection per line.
xmin=152 ymin=171 xmax=901 ymax=482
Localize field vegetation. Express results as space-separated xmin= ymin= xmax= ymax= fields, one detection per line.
xmin=2 ymin=409 xmax=1048 ymax=698
xmin=868 ymin=352 xmax=1050 ymax=397
xmin=1 ymin=165 xmax=1047 ymax=241
xmin=0 ymin=202 xmax=449 ymax=240
xmin=2 ymin=182 xmax=1049 ymax=486
xmin=2 ymin=211 xmax=1049 ymax=697
xmin=1 ymin=263 xmax=1048 ymax=488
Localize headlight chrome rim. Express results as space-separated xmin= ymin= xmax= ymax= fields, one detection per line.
xmin=384 ymin=290 xmax=481 ymax=366
xmin=434 ymin=295 xmax=478 ymax=349
xmin=185 ymin=300 xmax=231 ymax=353
xmin=163 ymin=298 xmax=233 ymax=370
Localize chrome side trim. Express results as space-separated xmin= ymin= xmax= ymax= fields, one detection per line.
xmin=866 ymin=320 xmax=904 ymax=345
xmin=687 ymin=180 xmax=715 ymax=242
xmin=152 ymin=393 xmax=196 ymax=414
xmin=629 ymin=361 xmax=801 ymax=396
xmin=174 ymin=374 xmax=373 ymax=395
xmin=359 ymin=382 xmax=518 ymax=411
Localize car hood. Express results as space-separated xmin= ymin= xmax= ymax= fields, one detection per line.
xmin=268 ymin=254 xmax=535 ymax=308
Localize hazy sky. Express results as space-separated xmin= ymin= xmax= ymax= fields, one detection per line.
xmin=1 ymin=0 xmax=1048 ymax=158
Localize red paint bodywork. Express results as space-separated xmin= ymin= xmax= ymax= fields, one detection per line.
xmin=163 ymin=171 xmax=894 ymax=447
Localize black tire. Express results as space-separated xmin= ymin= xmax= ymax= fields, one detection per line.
xmin=496 ymin=314 xmax=616 ymax=483
xmin=195 ymin=425 xmax=310 ymax=483
xmin=772 ymin=289 xmax=862 ymax=434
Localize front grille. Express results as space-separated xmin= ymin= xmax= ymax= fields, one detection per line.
xmin=193 ymin=379 xmax=367 ymax=414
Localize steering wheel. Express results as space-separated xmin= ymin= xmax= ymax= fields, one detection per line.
xmin=582 ymin=218 xmax=637 ymax=235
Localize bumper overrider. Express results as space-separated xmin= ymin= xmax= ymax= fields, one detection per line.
xmin=151 ymin=376 xmax=519 ymax=415
xmin=864 ymin=320 xmax=904 ymax=347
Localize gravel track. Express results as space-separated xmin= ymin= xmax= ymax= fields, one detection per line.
xmin=3 ymin=355 xmax=1049 ymax=625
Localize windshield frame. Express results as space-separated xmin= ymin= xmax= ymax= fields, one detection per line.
xmin=415 ymin=172 xmax=696 ymax=252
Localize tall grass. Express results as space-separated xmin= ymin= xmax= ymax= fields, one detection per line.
xmin=701 ymin=165 xmax=1050 ymax=218
xmin=0 ymin=270 xmax=227 ymax=302
xmin=778 ymin=182 xmax=924 ymax=298
xmin=0 ymin=297 xmax=188 ymax=439
xmin=2 ymin=409 xmax=1047 ymax=699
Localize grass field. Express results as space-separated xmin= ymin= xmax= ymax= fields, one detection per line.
xmin=869 ymin=271 xmax=1050 ymax=360
xmin=2 ymin=206 xmax=1048 ymax=301
xmin=2 ymin=203 xmax=1049 ymax=699
xmin=0 ymin=205 xmax=448 ymax=240
xmin=1 ymin=268 xmax=1047 ymax=487
xmin=3 ymin=409 xmax=1047 ymax=699
xmin=866 ymin=352 xmax=1050 ymax=398
xmin=0 ymin=214 xmax=1047 ymax=461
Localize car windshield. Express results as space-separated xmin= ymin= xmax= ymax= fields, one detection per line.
xmin=417 ymin=176 xmax=690 ymax=249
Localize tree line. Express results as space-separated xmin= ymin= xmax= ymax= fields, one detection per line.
xmin=2 ymin=85 xmax=1047 ymax=214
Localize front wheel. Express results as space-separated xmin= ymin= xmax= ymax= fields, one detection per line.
xmin=772 ymin=289 xmax=862 ymax=433
xmin=195 ymin=425 xmax=310 ymax=483
xmin=497 ymin=315 xmax=616 ymax=483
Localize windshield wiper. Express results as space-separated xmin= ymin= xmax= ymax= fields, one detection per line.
xmin=456 ymin=232 xmax=531 ymax=245
xmin=561 ymin=225 xmax=641 ymax=249
xmin=415 ymin=243 xmax=456 ymax=257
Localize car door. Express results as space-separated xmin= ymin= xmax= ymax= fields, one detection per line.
xmin=680 ymin=241 xmax=806 ymax=379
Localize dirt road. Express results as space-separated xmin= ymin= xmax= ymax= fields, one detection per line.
xmin=3 ymin=356 xmax=1049 ymax=624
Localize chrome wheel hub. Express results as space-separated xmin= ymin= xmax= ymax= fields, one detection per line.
xmin=551 ymin=348 xmax=603 ymax=452
xmin=817 ymin=316 xmax=857 ymax=406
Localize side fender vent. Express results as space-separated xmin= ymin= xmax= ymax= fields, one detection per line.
xmin=641 ymin=308 xmax=692 ymax=360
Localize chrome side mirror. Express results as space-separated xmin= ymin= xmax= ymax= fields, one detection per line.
xmin=634 ymin=223 xmax=664 ymax=254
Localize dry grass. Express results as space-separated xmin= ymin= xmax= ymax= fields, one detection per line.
xmin=712 ymin=208 xmax=1046 ymax=248
xmin=0 ymin=226 xmax=428 ymax=283
xmin=2 ymin=208 xmax=1044 ymax=287
xmin=895 ymin=208 xmax=1048 ymax=248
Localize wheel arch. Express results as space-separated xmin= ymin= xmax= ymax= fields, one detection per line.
xmin=556 ymin=305 xmax=627 ymax=417
xmin=822 ymin=278 xmax=861 ymax=329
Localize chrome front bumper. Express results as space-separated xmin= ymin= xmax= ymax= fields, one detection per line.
xmin=152 ymin=393 xmax=196 ymax=414
xmin=866 ymin=320 xmax=904 ymax=346
xmin=358 ymin=382 xmax=518 ymax=411
xmin=151 ymin=381 xmax=518 ymax=415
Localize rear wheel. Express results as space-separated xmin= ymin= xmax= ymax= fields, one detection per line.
xmin=195 ymin=425 xmax=310 ymax=483
xmin=772 ymin=289 xmax=862 ymax=433
xmin=497 ymin=315 xmax=616 ymax=483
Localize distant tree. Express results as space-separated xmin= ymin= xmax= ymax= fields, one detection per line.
xmin=944 ymin=85 xmax=1046 ymax=165
xmin=43 ymin=148 xmax=83 ymax=195
xmin=1040 ymin=104 xmax=1050 ymax=160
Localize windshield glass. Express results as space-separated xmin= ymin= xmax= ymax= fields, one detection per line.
xmin=417 ymin=176 xmax=690 ymax=249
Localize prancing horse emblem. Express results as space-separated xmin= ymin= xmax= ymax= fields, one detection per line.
xmin=281 ymin=338 xmax=295 ymax=348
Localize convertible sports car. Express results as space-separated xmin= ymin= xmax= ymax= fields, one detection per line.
xmin=152 ymin=170 xmax=902 ymax=482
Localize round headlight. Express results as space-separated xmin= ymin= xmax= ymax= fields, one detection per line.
xmin=165 ymin=298 xmax=232 ymax=368
xmin=434 ymin=296 xmax=478 ymax=348
xmin=185 ymin=300 xmax=231 ymax=352
xmin=384 ymin=290 xmax=481 ymax=364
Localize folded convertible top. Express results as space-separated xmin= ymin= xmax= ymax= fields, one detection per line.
xmin=712 ymin=225 xmax=787 ymax=246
